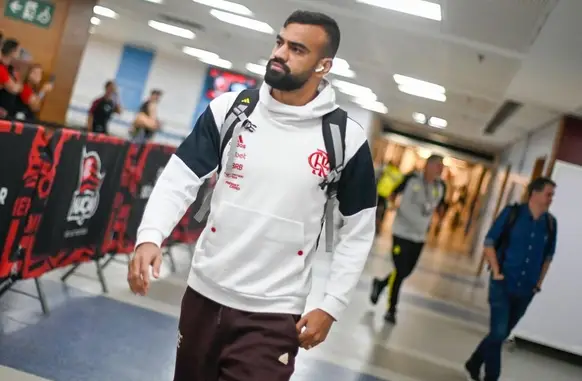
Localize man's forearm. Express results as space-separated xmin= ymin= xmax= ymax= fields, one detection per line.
xmin=484 ymin=246 xmax=501 ymax=275
xmin=135 ymin=155 xmax=209 ymax=248
xmin=320 ymin=209 xmax=376 ymax=320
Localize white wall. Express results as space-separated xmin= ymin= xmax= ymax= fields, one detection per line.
xmin=472 ymin=120 xmax=560 ymax=262
xmin=67 ymin=36 xmax=207 ymax=146
xmin=499 ymin=120 xmax=560 ymax=178
xmin=66 ymin=36 xmax=374 ymax=146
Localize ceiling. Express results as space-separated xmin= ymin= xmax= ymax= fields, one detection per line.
xmin=91 ymin=0 xmax=582 ymax=153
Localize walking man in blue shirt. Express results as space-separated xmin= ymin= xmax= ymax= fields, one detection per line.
xmin=465 ymin=177 xmax=558 ymax=381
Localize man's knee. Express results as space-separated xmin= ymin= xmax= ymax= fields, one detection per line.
xmin=399 ymin=264 xmax=416 ymax=279
xmin=488 ymin=322 xmax=510 ymax=343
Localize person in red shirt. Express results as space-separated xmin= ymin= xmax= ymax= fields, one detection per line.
xmin=0 ymin=38 xmax=23 ymax=118
xmin=13 ymin=64 xmax=54 ymax=121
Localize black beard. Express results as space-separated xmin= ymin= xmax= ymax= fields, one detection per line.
xmin=264 ymin=59 xmax=310 ymax=91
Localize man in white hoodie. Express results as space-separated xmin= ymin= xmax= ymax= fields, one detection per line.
xmin=128 ymin=10 xmax=377 ymax=381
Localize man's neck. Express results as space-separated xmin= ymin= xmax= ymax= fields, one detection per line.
xmin=0 ymin=58 xmax=10 ymax=66
xmin=528 ymin=200 xmax=545 ymax=219
xmin=271 ymin=82 xmax=319 ymax=106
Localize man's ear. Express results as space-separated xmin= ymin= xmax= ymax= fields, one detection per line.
xmin=315 ymin=58 xmax=333 ymax=76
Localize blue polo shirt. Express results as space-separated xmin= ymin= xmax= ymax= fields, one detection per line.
xmin=484 ymin=204 xmax=557 ymax=296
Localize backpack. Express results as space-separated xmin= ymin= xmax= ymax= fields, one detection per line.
xmin=193 ymin=89 xmax=348 ymax=252
xmin=494 ymin=203 xmax=556 ymax=270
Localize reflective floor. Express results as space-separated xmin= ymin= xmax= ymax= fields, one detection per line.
xmin=1 ymin=237 xmax=581 ymax=381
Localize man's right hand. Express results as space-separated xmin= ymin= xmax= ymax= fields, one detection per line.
xmin=492 ymin=272 xmax=505 ymax=281
xmin=128 ymin=242 xmax=163 ymax=295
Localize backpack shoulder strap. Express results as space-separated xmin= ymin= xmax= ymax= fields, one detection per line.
xmin=320 ymin=107 xmax=348 ymax=252
xmin=194 ymin=89 xmax=259 ymax=222
xmin=506 ymin=203 xmax=520 ymax=226
xmin=544 ymin=212 xmax=556 ymax=256
xmin=218 ymin=89 xmax=259 ymax=173
xmin=546 ymin=212 xmax=556 ymax=233
xmin=495 ymin=203 xmax=521 ymax=268
xmin=321 ymin=107 xmax=348 ymax=184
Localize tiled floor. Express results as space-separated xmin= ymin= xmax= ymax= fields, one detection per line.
xmin=1 ymin=240 xmax=581 ymax=381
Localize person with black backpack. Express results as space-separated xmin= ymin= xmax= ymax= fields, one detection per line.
xmin=127 ymin=10 xmax=376 ymax=381
xmin=465 ymin=177 xmax=558 ymax=381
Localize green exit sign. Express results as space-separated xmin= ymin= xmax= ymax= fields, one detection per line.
xmin=4 ymin=0 xmax=55 ymax=29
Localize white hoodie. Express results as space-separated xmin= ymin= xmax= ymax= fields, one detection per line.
xmin=136 ymin=80 xmax=376 ymax=320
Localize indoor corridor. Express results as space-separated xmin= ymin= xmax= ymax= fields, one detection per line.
xmin=1 ymin=241 xmax=580 ymax=381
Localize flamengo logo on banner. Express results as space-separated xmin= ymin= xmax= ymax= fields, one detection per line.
xmin=67 ymin=147 xmax=106 ymax=226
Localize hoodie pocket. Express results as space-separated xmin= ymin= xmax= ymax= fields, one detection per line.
xmin=196 ymin=201 xmax=306 ymax=298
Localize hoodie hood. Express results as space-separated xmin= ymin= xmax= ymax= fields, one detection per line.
xmin=259 ymin=78 xmax=338 ymax=124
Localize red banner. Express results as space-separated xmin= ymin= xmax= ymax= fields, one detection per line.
xmin=0 ymin=121 xmax=49 ymax=281
xmin=0 ymin=123 xmax=205 ymax=282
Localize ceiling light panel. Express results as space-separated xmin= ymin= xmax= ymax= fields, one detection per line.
xmin=330 ymin=58 xmax=356 ymax=78
xmin=182 ymin=46 xmax=232 ymax=69
xmin=393 ymin=74 xmax=445 ymax=94
xmin=193 ymin=0 xmax=252 ymax=16
xmin=354 ymin=99 xmax=388 ymax=114
xmin=398 ymin=84 xmax=446 ymax=102
xmin=356 ymin=0 xmax=442 ymax=21
xmin=182 ymin=47 xmax=219 ymax=60
xmin=332 ymin=79 xmax=375 ymax=99
xmin=245 ymin=62 xmax=266 ymax=76
xmin=428 ymin=116 xmax=447 ymax=128
xmin=199 ymin=56 xmax=233 ymax=69
xmin=412 ymin=112 xmax=427 ymax=124
xmin=93 ymin=5 xmax=118 ymax=19
xmin=148 ymin=20 xmax=195 ymax=39
xmin=210 ymin=9 xmax=274 ymax=34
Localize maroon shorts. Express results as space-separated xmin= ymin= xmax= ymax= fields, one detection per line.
xmin=174 ymin=287 xmax=301 ymax=381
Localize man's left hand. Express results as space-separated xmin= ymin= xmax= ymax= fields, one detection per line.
xmin=296 ymin=309 xmax=335 ymax=350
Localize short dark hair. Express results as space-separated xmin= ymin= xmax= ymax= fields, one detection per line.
xmin=527 ymin=177 xmax=556 ymax=198
xmin=151 ymin=89 xmax=163 ymax=96
xmin=284 ymin=10 xmax=340 ymax=58
xmin=427 ymin=154 xmax=444 ymax=164
xmin=105 ymin=80 xmax=115 ymax=89
xmin=1 ymin=38 xmax=19 ymax=56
